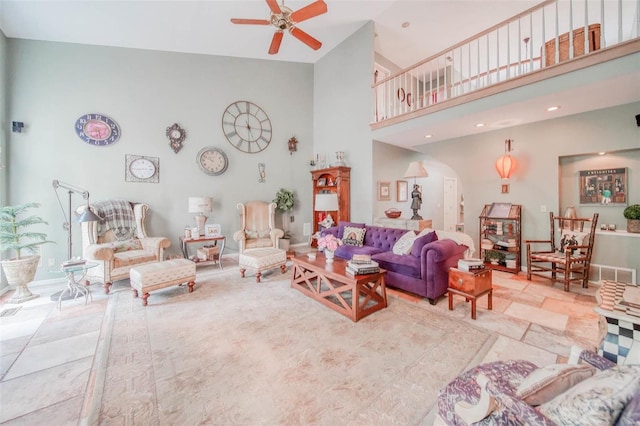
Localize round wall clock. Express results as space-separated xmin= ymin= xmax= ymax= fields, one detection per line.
xmin=125 ymin=154 xmax=159 ymax=183
xmin=222 ymin=101 xmax=272 ymax=153
xmin=197 ymin=147 xmax=229 ymax=176
xmin=75 ymin=113 xmax=120 ymax=146
xmin=166 ymin=123 xmax=186 ymax=153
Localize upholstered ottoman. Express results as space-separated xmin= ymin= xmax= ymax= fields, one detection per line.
xmin=239 ymin=248 xmax=287 ymax=283
xmin=130 ymin=258 xmax=196 ymax=306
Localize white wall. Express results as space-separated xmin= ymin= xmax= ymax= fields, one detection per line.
xmin=413 ymin=101 xmax=640 ymax=275
xmin=1 ymin=29 xmax=7 ymax=293
xmin=6 ymin=39 xmax=315 ymax=279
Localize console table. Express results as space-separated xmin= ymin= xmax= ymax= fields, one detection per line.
xmin=594 ymin=280 xmax=640 ymax=365
xmin=374 ymin=217 xmax=432 ymax=231
xmin=179 ymin=235 xmax=225 ymax=269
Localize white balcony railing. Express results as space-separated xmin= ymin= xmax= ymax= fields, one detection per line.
xmin=372 ymin=0 xmax=640 ymax=124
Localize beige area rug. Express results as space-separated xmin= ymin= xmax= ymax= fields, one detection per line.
xmin=88 ymin=266 xmax=494 ymax=425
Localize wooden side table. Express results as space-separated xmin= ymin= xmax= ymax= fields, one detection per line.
xmin=448 ymin=267 xmax=493 ymax=320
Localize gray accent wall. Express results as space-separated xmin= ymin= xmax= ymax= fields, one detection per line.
xmin=314 ymin=22 xmax=375 ymax=224
xmin=6 ymin=39 xmax=315 ymax=279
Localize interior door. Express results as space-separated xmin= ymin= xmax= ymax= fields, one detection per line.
xmin=443 ymin=177 xmax=457 ymax=231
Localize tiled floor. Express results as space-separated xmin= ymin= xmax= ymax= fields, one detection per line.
xmin=0 ymin=259 xmax=604 ymax=424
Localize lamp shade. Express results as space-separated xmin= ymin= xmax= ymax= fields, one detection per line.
xmin=188 ymin=197 xmax=213 ymax=213
xmin=495 ymin=155 xmax=516 ymax=180
xmin=314 ymin=193 xmax=339 ymax=211
xmin=403 ymin=161 xmax=429 ymax=178
xmin=77 ymin=207 xmax=101 ymax=223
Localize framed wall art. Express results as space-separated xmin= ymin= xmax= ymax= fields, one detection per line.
xmin=378 ymin=181 xmax=391 ymax=201
xmin=396 ymin=180 xmax=408 ymax=202
xmin=579 ymin=167 xmax=627 ymax=205
xmin=205 ymin=223 xmax=222 ymax=237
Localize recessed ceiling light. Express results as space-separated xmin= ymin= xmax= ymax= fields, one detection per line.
xmin=547 ymin=106 xmax=560 ymax=111
xmin=424 ymin=134 xmax=432 ymax=138
xmin=401 ymin=21 xmax=410 ymax=28
xmin=598 ymin=151 xmax=606 ymax=156
xmin=475 ymin=123 xmax=485 ymax=128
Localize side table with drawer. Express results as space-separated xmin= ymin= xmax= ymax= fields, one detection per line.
xmin=448 ymin=267 xmax=493 ymax=320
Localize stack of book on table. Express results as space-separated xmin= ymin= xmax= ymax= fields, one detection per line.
xmin=346 ymin=254 xmax=380 ymax=275
xmin=457 ymin=258 xmax=485 ymax=272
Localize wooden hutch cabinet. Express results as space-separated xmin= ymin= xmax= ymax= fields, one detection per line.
xmin=311 ymin=166 xmax=350 ymax=245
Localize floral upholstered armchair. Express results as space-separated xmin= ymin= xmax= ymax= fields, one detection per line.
xmin=233 ymin=201 xmax=284 ymax=253
xmin=436 ymin=346 xmax=640 ymax=425
xmin=77 ymin=200 xmax=171 ymax=294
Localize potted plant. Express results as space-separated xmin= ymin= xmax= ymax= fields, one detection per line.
xmin=0 ymin=202 xmax=53 ymax=303
xmin=623 ymin=204 xmax=640 ymax=233
xmin=273 ymin=188 xmax=295 ymax=250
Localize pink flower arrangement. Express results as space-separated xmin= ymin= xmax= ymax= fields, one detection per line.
xmin=317 ymin=234 xmax=342 ymax=252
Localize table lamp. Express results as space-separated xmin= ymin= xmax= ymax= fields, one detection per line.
xmin=188 ymin=196 xmax=213 ymax=236
xmin=314 ymin=193 xmax=339 ymax=228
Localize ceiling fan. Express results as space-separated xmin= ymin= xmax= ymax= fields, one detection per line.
xmin=231 ymin=0 xmax=328 ymax=55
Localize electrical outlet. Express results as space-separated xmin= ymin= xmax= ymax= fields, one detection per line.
xmin=303 ymin=223 xmax=311 ymax=236
xmin=540 ymin=205 xmax=547 ymax=212
xmin=48 ymin=258 xmax=56 ymax=267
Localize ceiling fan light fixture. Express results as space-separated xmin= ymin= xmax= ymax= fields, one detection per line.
xmin=231 ymin=0 xmax=327 ymax=55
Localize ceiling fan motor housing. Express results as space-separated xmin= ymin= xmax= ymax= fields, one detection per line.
xmin=271 ymin=7 xmax=293 ymax=30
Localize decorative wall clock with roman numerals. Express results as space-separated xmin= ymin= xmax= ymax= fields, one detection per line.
xmin=74 ymin=113 xmax=120 ymax=146
xmin=222 ymin=100 xmax=272 ymax=153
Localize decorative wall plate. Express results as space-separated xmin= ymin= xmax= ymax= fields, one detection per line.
xmin=166 ymin=123 xmax=186 ymax=153
xmin=75 ymin=113 xmax=120 ymax=146
xmin=197 ymin=147 xmax=229 ymax=176
xmin=125 ymin=154 xmax=159 ymax=183
xmin=222 ymin=100 xmax=272 ymax=153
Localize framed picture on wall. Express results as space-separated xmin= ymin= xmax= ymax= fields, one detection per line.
xmin=579 ymin=168 xmax=627 ymax=205
xmin=378 ymin=181 xmax=391 ymax=201
xmin=396 ymin=180 xmax=408 ymax=202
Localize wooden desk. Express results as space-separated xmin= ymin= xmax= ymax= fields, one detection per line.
xmin=448 ymin=268 xmax=492 ymax=320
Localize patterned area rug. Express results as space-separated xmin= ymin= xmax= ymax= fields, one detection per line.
xmin=88 ymin=267 xmax=493 ymax=425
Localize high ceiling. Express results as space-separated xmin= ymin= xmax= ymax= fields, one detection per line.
xmin=0 ymin=0 xmax=540 ymax=66
xmin=1 ymin=0 xmax=638 ymax=148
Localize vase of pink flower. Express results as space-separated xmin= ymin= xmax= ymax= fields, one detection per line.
xmin=317 ymin=234 xmax=342 ymax=263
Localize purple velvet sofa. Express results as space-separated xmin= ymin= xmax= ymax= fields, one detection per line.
xmin=320 ymin=222 xmax=468 ymax=304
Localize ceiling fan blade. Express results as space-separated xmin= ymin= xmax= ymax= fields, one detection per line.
xmin=265 ymin=0 xmax=282 ymax=15
xmin=290 ymin=27 xmax=322 ymax=50
xmin=269 ymin=31 xmax=284 ymax=55
xmin=290 ymin=0 xmax=327 ymax=23
xmin=231 ymin=18 xmax=271 ymax=25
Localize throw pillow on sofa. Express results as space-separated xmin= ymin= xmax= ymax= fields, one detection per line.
xmin=342 ymin=226 xmax=366 ymax=247
xmin=516 ymin=363 xmax=597 ymax=406
xmin=337 ymin=221 xmax=365 ymax=238
xmin=410 ymin=231 xmax=438 ymax=257
xmin=537 ymin=365 xmax=640 ymax=425
xmin=392 ymin=231 xmax=418 ymax=255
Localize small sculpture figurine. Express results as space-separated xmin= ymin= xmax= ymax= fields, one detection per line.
xmin=410 ymin=184 xmax=423 ymax=220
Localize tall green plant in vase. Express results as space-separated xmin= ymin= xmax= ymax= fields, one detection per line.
xmin=0 ymin=203 xmax=53 ymax=303
xmin=273 ymin=188 xmax=295 ymax=251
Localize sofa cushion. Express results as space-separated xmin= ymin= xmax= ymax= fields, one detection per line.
xmin=516 ymin=363 xmax=596 ymax=406
xmin=617 ymin=393 xmax=640 ymax=426
xmin=372 ymin=251 xmax=421 ymax=279
xmin=337 ymin=221 xmax=365 ymax=238
xmin=410 ymin=231 xmax=438 ymax=257
xmin=106 ymin=239 xmax=143 ymax=253
xmin=392 ymin=231 xmax=418 ymax=255
xmin=342 ymin=226 xmax=366 ymax=247
xmin=537 ymin=365 xmax=640 ymax=425
xmin=113 ymin=250 xmax=157 ymax=268
xmin=334 ymin=244 xmax=383 ymax=259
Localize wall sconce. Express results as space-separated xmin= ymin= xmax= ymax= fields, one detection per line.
xmin=288 ymin=136 xmax=298 ymax=155
xmin=495 ymin=139 xmax=516 ymax=180
xmin=258 ymin=163 xmax=266 ymax=183
xmin=12 ymin=121 xmax=24 ymax=133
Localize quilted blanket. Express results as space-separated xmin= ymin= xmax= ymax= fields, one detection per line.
xmin=93 ymin=200 xmax=136 ymax=241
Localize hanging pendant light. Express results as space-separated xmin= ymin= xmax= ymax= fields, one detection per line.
xmin=495 ymin=139 xmax=516 ymax=180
